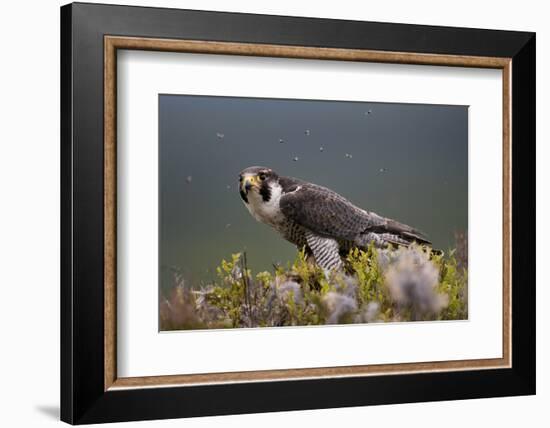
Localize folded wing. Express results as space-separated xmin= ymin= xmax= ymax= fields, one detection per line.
xmin=279 ymin=183 xmax=430 ymax=246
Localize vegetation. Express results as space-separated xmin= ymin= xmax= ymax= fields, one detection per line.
xmin=160 ymin=243 xmax=468 ymax=331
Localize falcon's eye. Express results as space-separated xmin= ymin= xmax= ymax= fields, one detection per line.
xmin=258 ymin=173 xmax=267 ymax=181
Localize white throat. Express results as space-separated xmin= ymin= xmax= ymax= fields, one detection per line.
xmin=244 ymin=181 xmax=284 ymax=226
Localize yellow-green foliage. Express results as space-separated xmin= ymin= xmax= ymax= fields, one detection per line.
xmin=159 ymin=245 xmax=468 ymax=331
xmin=291 ymin=248 xmax=323 ymax=287
xmin=434 ymin=250 xmax=468 ymax=320
xmin=346 ymin=244 xmax=387 ymax=306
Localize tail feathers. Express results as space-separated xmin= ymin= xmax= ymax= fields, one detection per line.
xmin=397 ymin=230 xmax=431 ymax=246
xmin=386 ymin=219 xmax=431 ymax=244
xmin=363 ymin=219 xmax=432 ymax=247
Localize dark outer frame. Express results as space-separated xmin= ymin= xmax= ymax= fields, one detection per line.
xmin=61 ymin=2 xmax=535 ymax=424
xmin=103 ymin=36 xmax=513 ymax=390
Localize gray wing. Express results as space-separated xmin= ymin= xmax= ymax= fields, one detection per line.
xmin=279 ymin=183 xmax=377 ymax=240
xmin=279 ymin=183 xmax=430 ymax=245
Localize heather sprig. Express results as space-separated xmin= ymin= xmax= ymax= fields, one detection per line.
xmin=160 ymin=242 xmax=468 ymax=330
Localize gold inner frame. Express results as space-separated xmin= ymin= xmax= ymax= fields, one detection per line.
xmin=104 ymin=35 xmax=512 ymax=391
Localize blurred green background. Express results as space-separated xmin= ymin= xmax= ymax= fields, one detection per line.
xmin=159 ymin=94 xmax=468 ymax=292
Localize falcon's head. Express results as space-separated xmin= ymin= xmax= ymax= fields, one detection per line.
xmin=238 ymin=166 xmax=279 ymax=204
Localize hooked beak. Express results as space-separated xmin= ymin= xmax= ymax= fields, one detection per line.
xmin=241 ymin=175 xmax=258 ymax=193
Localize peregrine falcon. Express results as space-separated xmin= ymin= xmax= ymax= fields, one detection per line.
xmin=239 ymin=166 xmax=431 ymax=271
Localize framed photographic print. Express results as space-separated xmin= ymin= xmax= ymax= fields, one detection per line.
xmin=60 ymin=2 xmax=535 ymax=424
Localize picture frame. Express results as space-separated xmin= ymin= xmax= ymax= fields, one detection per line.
xmin=60 ymin=2 xmax=535 ymax=424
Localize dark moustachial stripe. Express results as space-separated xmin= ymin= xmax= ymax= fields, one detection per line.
xmin=239 ymin=189 xmax=248 ymax=203
xmin=259 ymin=181 xmax=271 ymax=202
